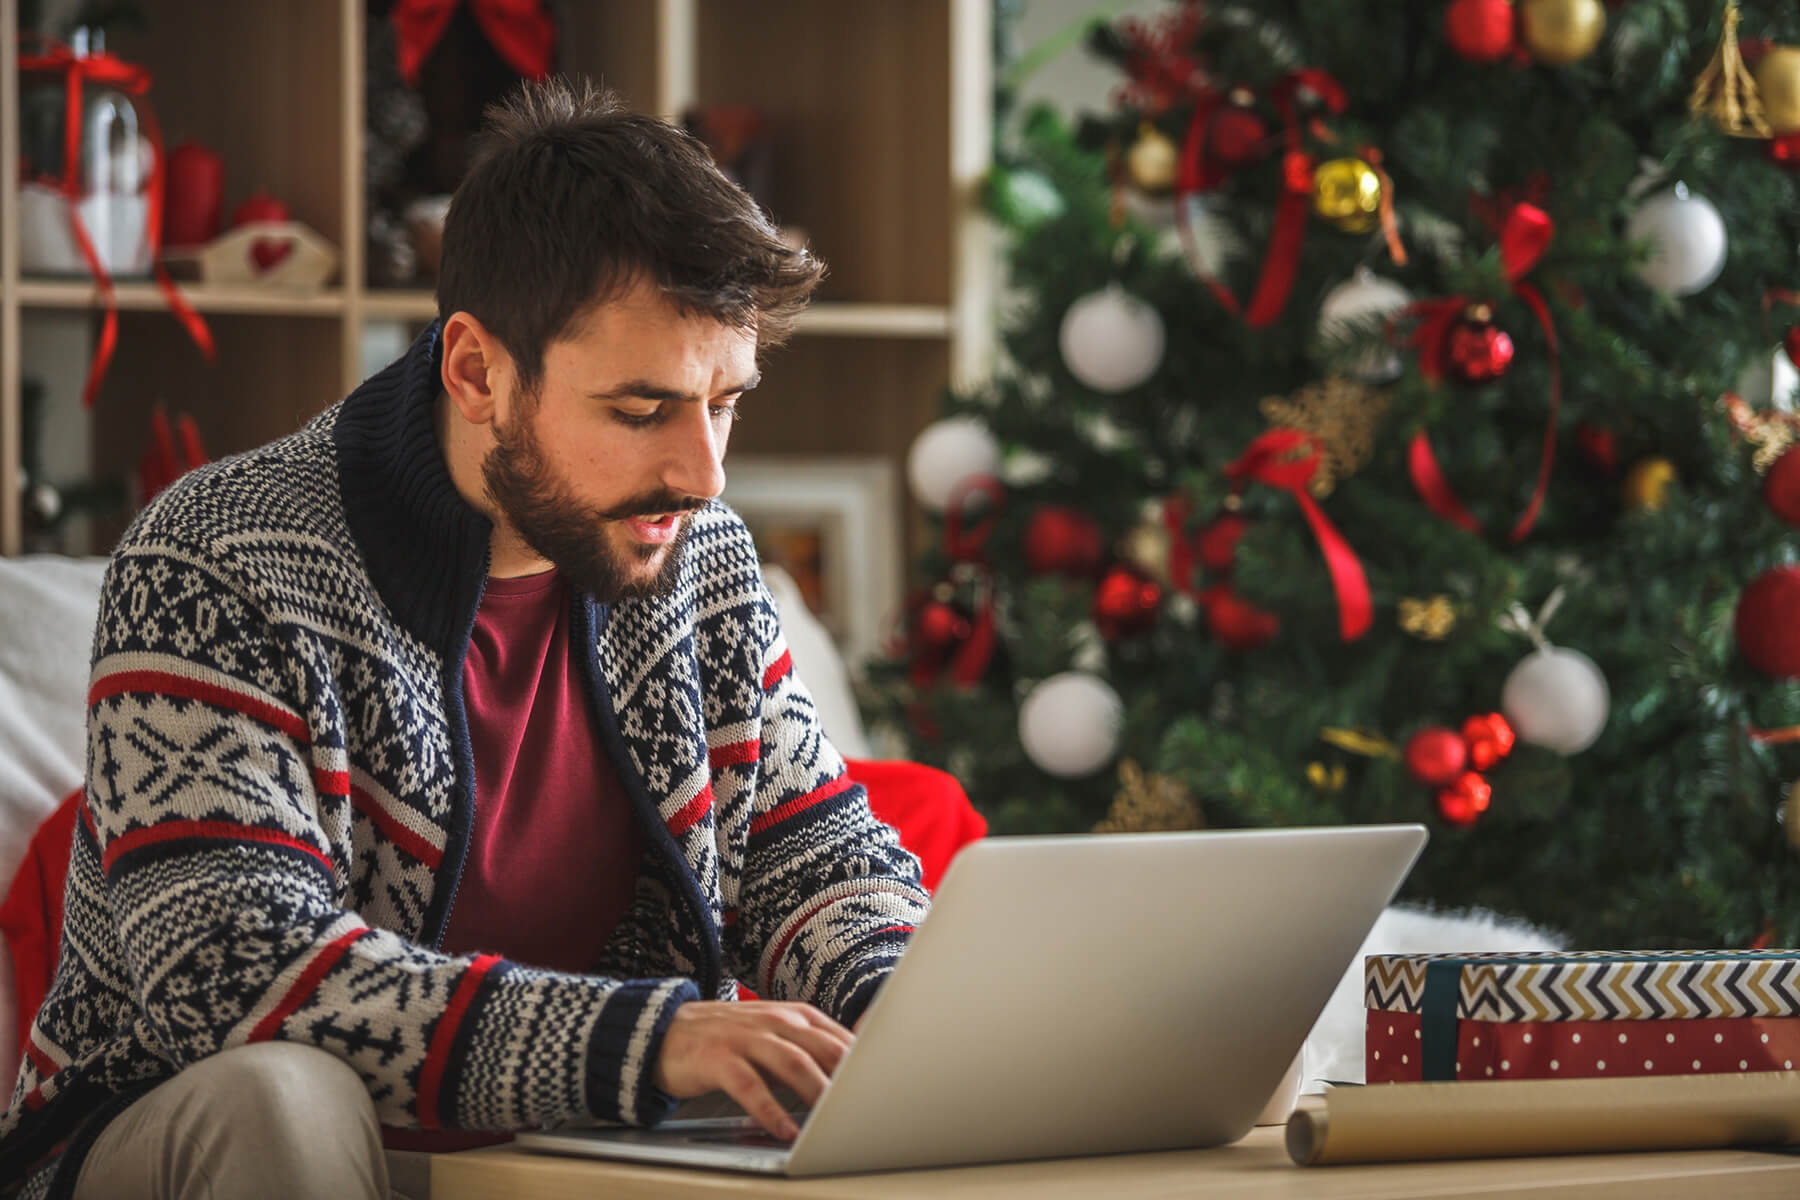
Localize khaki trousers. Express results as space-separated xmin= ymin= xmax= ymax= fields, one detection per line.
xmin=70 ymin=1042 xmax=439 ymax=1200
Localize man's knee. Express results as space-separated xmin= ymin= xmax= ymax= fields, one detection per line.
xmin=76 ymin=1041 xmax=385 ymax=1200
xmin=189 ymin=1041 xmax=378 ymax=1143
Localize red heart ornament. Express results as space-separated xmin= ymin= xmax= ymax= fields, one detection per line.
xmin=250 ymin=236 xmax=293 ymax=273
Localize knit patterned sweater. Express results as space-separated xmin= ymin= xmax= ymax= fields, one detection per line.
xmin=0 ymin=325 xmax=930 ymax=1197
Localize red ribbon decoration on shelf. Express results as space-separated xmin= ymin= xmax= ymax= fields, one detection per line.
xmin=18 ymin=37 xmax=215 ymax=408
xmin=392 ymin=0 xmax=557 ymax=87
xmin=1176 ymin=68 xmax=1348 ymax=329
xmin=1405 ymin=203 xmax=1560 ymax=543
xmin=1224 ymin=428 xmax=1371 ymax=641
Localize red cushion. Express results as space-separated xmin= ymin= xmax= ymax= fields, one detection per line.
xmin=0 ymin=788 xmax=82 ymax=1080
xmin=843 ymin=758 xmax=984 ymax=894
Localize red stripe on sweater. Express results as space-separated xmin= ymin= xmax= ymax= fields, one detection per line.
xmin=88 ymin=670 xmax=308 ymax=742
xmin=313 ymin=767 xmax=350 ymax=796
xmin=872 ymin=925 xmax=916 ymax=936
xmin=667 ymin=782 xmax=714 ymax=838
xmin=249 ymin=927 xmax=371 ymax=1044
xmin=79 ymin=800 xmax=97 ymax=839
xmin=761 ymin=650 xmax=793 ymax=691
xmin=708 ymin=739 xmax=760 ymax=769
xmin=748 ymin=774 xmax=856 ymax=837
xmin=350 ymin=786 xmax=444 ymax=869
xmin=24 ymin=1037 xmax=58 ymax=1081
xmin=103 ymin=819 xmax=334 ymax=877
xmin=416 ymin=954 xmax=501 ymax=1129
xmin=765 ymin=893 xmax=842 ymax=994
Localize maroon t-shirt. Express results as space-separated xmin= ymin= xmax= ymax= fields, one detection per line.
xmin=386 ymin=569 xmax=646 ymax=1151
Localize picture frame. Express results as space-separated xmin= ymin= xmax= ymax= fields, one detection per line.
xmin=721 ymin=456 xmax=902 ymax=674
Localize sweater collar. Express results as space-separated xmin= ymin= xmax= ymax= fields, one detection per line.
xmin=334 ymin=321 xmax=493 ymax=658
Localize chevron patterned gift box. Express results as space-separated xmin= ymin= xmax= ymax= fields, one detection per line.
xmin=1364 ymin=951 xmax=1800 ymax=1084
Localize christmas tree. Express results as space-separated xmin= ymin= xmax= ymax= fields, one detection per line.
xmin=863 ymin=0 xmax=1800 ymax=949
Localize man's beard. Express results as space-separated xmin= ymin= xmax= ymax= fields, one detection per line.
xmin=481 ymin=407 xmax=704 ymax=605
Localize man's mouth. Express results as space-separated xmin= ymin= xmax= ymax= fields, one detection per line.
xmin=623 ymin=512 xmax=682 ymax=545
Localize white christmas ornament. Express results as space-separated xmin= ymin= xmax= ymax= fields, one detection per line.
xmin=1018 ymin=671 xmax=1123 ymax=778
xmin=1501 ymin=646 xmax=1610 ymax=756
xmin=1059 ymin=284 xmax=1166 ymax=392
xmin=1626 ymin=184 xmax=1726 ymax=297
xmin=1317 ymin=268 xmax=1411 ymax=382
xmin=906 ymin=416 xmax=999 ymax=512
xmin=1736 ymin=345 xmax=1800 ymax=413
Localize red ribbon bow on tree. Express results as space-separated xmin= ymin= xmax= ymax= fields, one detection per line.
xmin=1224 ymin=428 xmax=1372 ymax=641
xmin=1177 ymin=68 xmax=1348 ymax=329
xmin=1406 ymin=203 xmax=1560 ymax=543
xmin=18 ymin=37 xmax=214 ymax=408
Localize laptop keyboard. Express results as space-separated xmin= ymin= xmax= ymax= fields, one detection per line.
xmin=681 ymin=1127 xmax=795 ymax=1149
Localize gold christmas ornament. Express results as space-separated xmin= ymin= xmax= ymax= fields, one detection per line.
xmin=1312 ymin=158 xmax=1382 ymax=234
xmin=1398 ymin=594 xmax=1458 ymax=641
xmin=1306 ymin=761 xmax=1348 ymax=792
xmin=1093 ymin=759 xmax=1203 ymax=833
xmin=1120 ymin=518 xmax=1173 ymax=585
xmin=1519 ymin=0 xmax=1606 ymax=65
xmin=1723 ymin=392 xmax=1800 ymax=474
xmin=1755 ymin=46 xmax=1800 ymax=136
xmin=1689 ymin=4 xmax=1772 ymax=138
xmin=1621 ymin=457 xmax=1678 ymax=511
xmin=1259 ymin=377 xmax=1390 ymax=497
xmin=1126 ymin=122 xmax=1179 ymax=194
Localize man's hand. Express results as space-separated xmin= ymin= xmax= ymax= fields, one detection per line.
xmin=652 ymin=1001 xmax=854 ymax=1140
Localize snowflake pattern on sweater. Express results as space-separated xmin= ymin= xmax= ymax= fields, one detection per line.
xmin=0 ymin=325 xmax=928 ymax=1195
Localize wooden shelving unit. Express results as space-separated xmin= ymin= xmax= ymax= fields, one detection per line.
xmin=0 ymin=0 xmax=993 ymax=557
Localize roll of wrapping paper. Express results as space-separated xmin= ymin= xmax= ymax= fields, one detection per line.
xmin=1286 ymin=1073 xmax=1800 ymax=1166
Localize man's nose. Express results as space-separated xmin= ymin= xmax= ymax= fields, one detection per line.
xmin=661 ymin=403 xmax=728 ymax=502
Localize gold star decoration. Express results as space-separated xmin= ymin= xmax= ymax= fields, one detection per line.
xmin=1722 ymin=392 xmax=1800 ymax=474
xmin=1093 ymin=760 xmax=1204 ymax=833
xmin=1259 ymin=377 xmax=1390 ymax=497
xmin=1688 ymin=4 xmax=1772 ymax=138
xmin=1398 ymin=594 xmax=1458 ymax=640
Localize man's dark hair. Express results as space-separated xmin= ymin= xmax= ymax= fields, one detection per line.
xmin=437 ymin=77 xmax=824 ymax=390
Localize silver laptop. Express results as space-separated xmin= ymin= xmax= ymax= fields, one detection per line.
xmin=516 ymin=823 xmax=1426 ymax=1176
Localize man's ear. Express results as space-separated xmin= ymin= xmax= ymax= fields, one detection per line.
xmin=440 ymin=311 xmax=507 ymax=425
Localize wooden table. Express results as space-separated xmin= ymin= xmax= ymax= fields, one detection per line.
xmin=431 ymin=1125 xmax=1800 ymax=1199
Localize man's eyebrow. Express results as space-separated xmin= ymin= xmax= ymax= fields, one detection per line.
xmin=589 ymin=372 xmax=761 ymax=403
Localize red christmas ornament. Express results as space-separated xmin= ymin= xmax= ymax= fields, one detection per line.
xmin=1436 ymin=771 xmax=1492 ymax=826
xmin=1202 ymin=585 xmax=1280 ymax=650
xmin=1461 ymin=712 xmax=1517 ymax=771
xmin=915 ymin=600 xmax=971 ymax=650
xmin=1766 ymin=448 xmax=1800 ymax=528
xmin=1445 ymin=305 xmax=1514 ymax=383
xmin=1575 ymin=423 xmax=1618 ymax=474
xmin=1024 ymin=506 xmax=1105 ymax=576
xmin=1094 ymin=565 xmax=1163 ymax=640
xmin=1736 ymin=566 xmax=1800 ymax=678
xmin=1770 ymin=132 xmax=1800 ymax=169
xmin=1444 ymin=0 xmax=1518 ymax=63
xmin=1405 ymin=726 xmax=1468 ymax=788
xmin=1196 ymin=514 xmax=1250 ymax=573
xmin=1209 ymin=104 xmax=1269 ymax=169
xmin=1785 ymin=326 xmax=1800 ymax=373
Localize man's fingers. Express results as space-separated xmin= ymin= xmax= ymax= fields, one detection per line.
xmin=745 ymin=1032 xmax=833 ymax=1108
xmin=719 ymin=1060 xmax=800 ymax=1141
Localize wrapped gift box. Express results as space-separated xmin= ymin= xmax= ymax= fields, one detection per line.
xmin=1365 ymin=950 xmax=1800 ymax=1084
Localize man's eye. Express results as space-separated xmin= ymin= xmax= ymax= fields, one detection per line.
xmin=711 ymin=405 xmax=742 ymax=424
xmin=614 ymin=408 xmax=664 ymax=427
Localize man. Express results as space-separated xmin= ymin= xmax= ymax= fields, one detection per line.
xmin=0 ymin=79 xmax=931 ymax=1200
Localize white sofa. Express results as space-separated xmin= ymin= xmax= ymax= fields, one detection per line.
xmin=0 ymin=555 xmax=1563 ymax=1097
